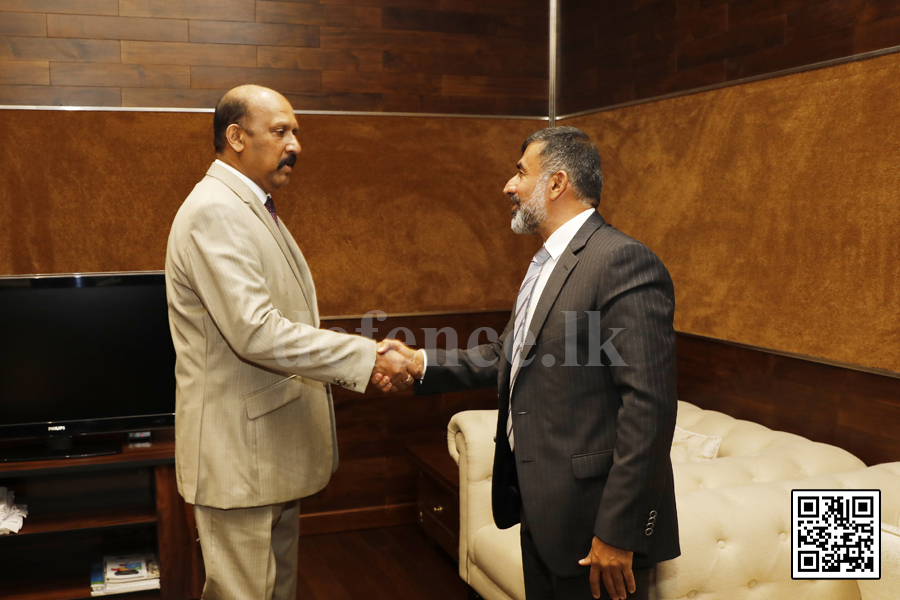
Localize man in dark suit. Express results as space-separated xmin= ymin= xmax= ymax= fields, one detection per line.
xmin=379 ymin=126 xmax=679 ymax=599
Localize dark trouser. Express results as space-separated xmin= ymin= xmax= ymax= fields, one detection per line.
xmin=520 ymin=508 xmax=652 ymax=600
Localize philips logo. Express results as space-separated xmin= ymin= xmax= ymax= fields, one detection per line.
xmin=48 ymin=425 xmax=66 ymax=431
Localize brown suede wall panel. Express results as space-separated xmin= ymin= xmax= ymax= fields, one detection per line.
xmin=566 ymin=51 xmax=900 ymax=374
xmin=0 ymin=110 xmax=543 ymax=316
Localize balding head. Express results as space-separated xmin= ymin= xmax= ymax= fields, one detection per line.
xmin=213 ymin=85 xmax=301 ymax=194
xmin=214 ymin=85 xmax=284 ymax=153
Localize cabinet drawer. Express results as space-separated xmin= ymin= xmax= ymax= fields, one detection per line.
xmin=417 ymin=471 xmax=459 ymax=558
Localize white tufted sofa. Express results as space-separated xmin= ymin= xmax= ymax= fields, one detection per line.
xmin=448 ymin=401 xmax=900 ymax=600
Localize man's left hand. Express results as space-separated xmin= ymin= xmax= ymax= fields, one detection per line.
xmin=578 ymin=536 xmax=635 ymax=600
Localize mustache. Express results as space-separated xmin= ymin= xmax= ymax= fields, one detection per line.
xmin=510 ymin=194 xmax=521 ymax=206
xmin=278 ymin=153 xmax=297 ymax=169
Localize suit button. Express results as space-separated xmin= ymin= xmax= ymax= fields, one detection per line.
xmin=648 ymin=516 xmax=656 ymax=523
xmin=649 ymin=510 xmax=657 ymax=518
xmin=645 ymin=527 xmax=653 ymax=536
xmin=350 ymin=382 xmax=356 ymax=389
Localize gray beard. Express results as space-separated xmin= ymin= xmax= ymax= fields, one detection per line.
xmin=510 ymin=174 xmax=549 ymax=235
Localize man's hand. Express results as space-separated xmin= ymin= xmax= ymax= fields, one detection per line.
xmin=578 ymin=536 xmax=635 ymax=600
xmin=370 ymin=339 xmax=424 ymax=393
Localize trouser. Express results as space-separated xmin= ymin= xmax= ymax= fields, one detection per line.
xmin=520 ymin=505 xmax=652 ymax=600
xmin=193 ymin=500 xmax=300 ymax=600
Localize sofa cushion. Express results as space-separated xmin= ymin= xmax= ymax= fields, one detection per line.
xmin=857 ymin=522 xmax=900 ymax=600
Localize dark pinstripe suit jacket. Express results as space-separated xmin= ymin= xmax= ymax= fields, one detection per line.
xmin=418 ymin=211 xmax=680 ymax=577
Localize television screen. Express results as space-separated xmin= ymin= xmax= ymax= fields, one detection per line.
xmin=0 ymin=273 xmax=175 ymax=449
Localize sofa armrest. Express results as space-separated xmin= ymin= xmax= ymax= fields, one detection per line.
xmin=449 ymin=410 xmax=499 ymax=581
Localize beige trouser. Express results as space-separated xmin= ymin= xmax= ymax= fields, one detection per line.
xmin=194 ymin=500 xmax=300 ymax=600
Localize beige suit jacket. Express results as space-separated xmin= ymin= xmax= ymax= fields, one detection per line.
xmin=165 ymin=162 xmax=376 ymax=509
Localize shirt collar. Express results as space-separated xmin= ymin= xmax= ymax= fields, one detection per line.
xmin=215 ymin=159 xmax=268 ymax=205
xmin=543 ymin=209 xmax=596 ymax=260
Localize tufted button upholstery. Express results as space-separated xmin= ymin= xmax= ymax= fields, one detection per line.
xmin=447 ymin=402 xmax=894 ymax=600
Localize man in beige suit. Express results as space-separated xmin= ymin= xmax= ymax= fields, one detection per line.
xmin=165 ymin=85 xmax=414 ymax=600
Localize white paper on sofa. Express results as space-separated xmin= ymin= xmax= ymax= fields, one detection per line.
xmin=670 ymin=426 xmax=722 ymax=463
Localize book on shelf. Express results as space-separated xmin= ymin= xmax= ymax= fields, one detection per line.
xmin=91 ymin=553 xmax=160 ymax=596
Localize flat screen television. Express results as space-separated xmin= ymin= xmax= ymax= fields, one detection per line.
xmin=0 ymin=272 xmax=176 ymax=462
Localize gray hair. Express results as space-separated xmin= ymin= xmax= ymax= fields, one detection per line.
xmin=521 ymin=126 xmax=603 ymax=208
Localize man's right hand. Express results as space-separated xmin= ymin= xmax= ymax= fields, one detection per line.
xmin=370 ymin=339 xmax=424 ymax=393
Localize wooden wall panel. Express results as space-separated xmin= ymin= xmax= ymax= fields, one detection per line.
xmin=677 ymin=334 xmax=900 ymax=467
xmin=0 ymin=12 xmax=47 ymax=36
xmin=0 ymin=0 xmax=547 ymax=115
xmin=302 ymin=312 xmax=507 ymax=519
xmin=46 ymin=15 xmax=190 ymax=42
xmin=560 ymin=0 xmax=900 ymax=115
xmin=0 ymin=109 xmax=544 ymax=316
xmin=565 ymin=51 xmax=900 ymax=375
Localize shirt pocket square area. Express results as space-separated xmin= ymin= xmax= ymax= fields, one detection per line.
xmin=244 ymin=376 xmax=304 ymax=420
xmin=571 ymin=449 xmax=614 ymax=479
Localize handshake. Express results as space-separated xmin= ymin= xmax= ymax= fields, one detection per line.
xmin=370 ymin=339 xmax=425 ymax=393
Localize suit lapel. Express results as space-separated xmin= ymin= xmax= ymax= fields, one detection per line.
xmin=521 ymin=211 xmax=606 ymax=360
xmin=205 ymin=163 xmax=314 ymax=314
xmin=279 ymin=226 xmax=320 ymax=327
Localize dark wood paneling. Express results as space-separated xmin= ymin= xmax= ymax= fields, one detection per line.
xmin=50 ymin=63 xmax=190 ymax=88
xmin=676 ymin=332 xmax=900 ymax=466
xmin=726 ymin=29 xmax=854 ymax=78
xmin=297 ymin=311 xmax=507 ymax=517
xmin=854 ymin=12 xmax=900 ymax=52
xmin=677 ymin=16 xmax=786 ymax=69
xmin=47 ymin=15 xmax=190 ymax=43
xmin=190 ymin=65 xmax=321 ymax=93
xmin=0 ymin=36 xmax=120 ymax=62
xmin=121 ymin=41 xmax=258 ymax=67
xmin=258 ymin=46 xmax=383 ymax=71
xmin=561 ymin=0 xmax=900 ymax=115
xmin=321 ymin=69 xmax=440 ymax=94
xmin=189 ymin=20 xmax=320 ymax=47
xmin=0 ymin=0 xmax=544 ymax=113
xmin=0 ymin=59 xmax=48 ymax=85
xmin=383 ymin=48 xmax=547 ymax=78
xmin=257 ymin=1 xmax=382 ymax=28
xmin=0 ymin=12 xmax=47 ymax=37
xmin=0 ymin=0 xmax=117 ymax=15
xmin=633 ymin=60 xmax=726 ymax=96
xmin=382 ymin=7 xmax=501 ymax=35
xmin=281 ymin=90 xmax=385 ymax=110
xmin=442 ymin=74 xmax=547 ymax=99
xmin=0 ymin=83 xmax=120 ymax=104
xmin=121 ymin=86 xmax=225 ymax=107
xmin=119 ymin=0 xmax=255 ymax=22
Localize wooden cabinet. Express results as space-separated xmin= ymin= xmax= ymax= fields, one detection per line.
xmin=0 ymin=430 xmax=203 ymax=600
xmin=406 ymin=443 xmax=460 ymax=561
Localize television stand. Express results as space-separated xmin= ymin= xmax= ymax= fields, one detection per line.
xmin=0 ymin=428 xmax=204 ymax=600
xmin=0 ymin=435 xmax=121 ymax=463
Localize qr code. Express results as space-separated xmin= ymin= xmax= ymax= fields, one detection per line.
xmin=792 ymin=489 xmax=880 ymax=579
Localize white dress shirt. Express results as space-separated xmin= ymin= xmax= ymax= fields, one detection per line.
xmin=521 ymin=208 xmax=596 ymax=338
xmin=215 ymin=159 xmax=268 ymax=206
xmin=419 ymin=208 xmax=596 ymax=384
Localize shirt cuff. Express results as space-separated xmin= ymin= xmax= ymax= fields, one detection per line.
xmin=418 ymin=349 xmax=427 ymax=382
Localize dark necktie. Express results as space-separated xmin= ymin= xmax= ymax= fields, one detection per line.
xmin=264 ymin=196 xmax=279 ymax=227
